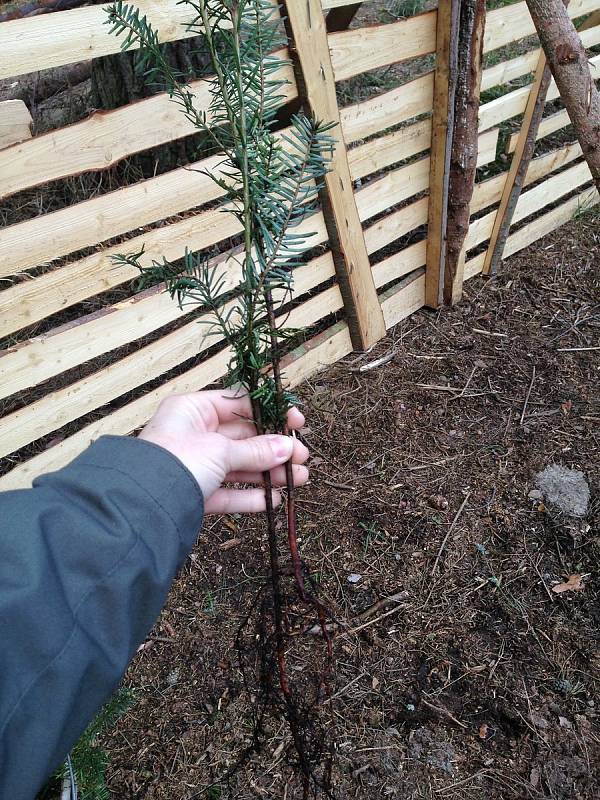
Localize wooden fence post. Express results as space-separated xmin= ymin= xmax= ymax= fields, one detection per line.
xmin=425 ymin=0 xmax=460 ymax=308
xmin=281 ymin=0 xmax=386 ymax=350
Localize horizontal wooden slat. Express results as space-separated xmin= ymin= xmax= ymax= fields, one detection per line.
xmin=466 ymin=158 xmax=594 ymax=255
xmin=348 ymin=119 xmax=432 ymax=181
xmin=464 ymin=185 xmax=599 ymax=280
xmin=329 ymin=11 xmax=436 ymax=82
xmin=373 ymin=240 xmax=427 ymax=289
xmin=479 ymin=52 xmax=600 ymax=133
xmin=0 ymin=153 xmax=229 ymax=279
xmin=340 ymin=72 xmax=434 ymax=144
xmin=0 ymin=256 xmax=341 ymax=459
xmin=507 ymin=109 xmax=571 ymax=154
xmin=381 ymin=270 xmax=425 ymax=330
xmin=0 ymin=318 xmax=354 ymax=490
xmin=483 ymin=0 xmax=598 ymax=54
xmin=472 ymin=140 xmax=582 ymax=214
xmin=0 ymin=58 xmax=296 ymax=200
xmin=0 ymin=0 xmax=259 ymax=81
xmin=0 ymin=100 xmax=32 ymax=150
xmin=481 ymin=23 xmax=600 ymax=93
xmin=504 ymin=187 xmax=599 ymax=258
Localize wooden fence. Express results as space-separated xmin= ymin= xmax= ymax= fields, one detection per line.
xmin=1 ymin=0 xmax=599 ymax=490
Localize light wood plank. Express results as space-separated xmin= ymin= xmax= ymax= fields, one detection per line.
xmin=381 ymin=270 xmax=425 ymax=330
xmin=507 ymin=109 xmax=571 ymax=153
xmin=504 ymin=186 xmax=599 ymax=257
xmin=328 ymin=11 xmax=437 ymax=82
xmin=341 ymin=72 xmax=434 ymax=144
xmin=0 ymin=58 xmax=296 ymax=200
xmin=0 ymin=258 xmax=340 ymax=459
xmin=0 ymin=100 xmax=32 ymax=150
xmin=481 ymin=23 xmax=600 ymax=93
xmin=483 ymin=0 xmax=598 ymax=54
xmin=479 ymin=52 xmax=600 ymax=133
xmin=373 ymin=240 xmax=427 ymax=289
xmin=0 ymin=0 xmax=282 ymax=81
xmin=348 ymin=119 xmax=432 ymax=180
xmin=283 ymin=0 xmax=385 ymax=349
xmin=0 ymin=319 xmax=354 ymax=490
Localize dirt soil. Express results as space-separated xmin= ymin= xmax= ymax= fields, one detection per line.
xmin=101 ymin=209 xmax=600 ymax=800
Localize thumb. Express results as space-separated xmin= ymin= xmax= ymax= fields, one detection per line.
xmin=226 ymin=434 xmax=293 ymax=474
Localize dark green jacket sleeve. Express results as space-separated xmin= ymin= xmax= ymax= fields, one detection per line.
xmin=0 ymin=435 xmax=204 ymax=799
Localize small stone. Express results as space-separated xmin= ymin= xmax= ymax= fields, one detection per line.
xmin=535 ymin=464 xmax=590 ymax=517
xmin=347 ymin=573 xmax=362 ymax=584
xmin=528 ymin=489 xmax=544 ymax=501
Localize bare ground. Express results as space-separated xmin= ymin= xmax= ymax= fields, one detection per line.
xmin=101 ymin=208 xmax=600 ymax=800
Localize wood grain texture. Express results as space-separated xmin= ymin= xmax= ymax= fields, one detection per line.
xmin=0 ymin=58 xmax=296 ymax=200
xmin=0 ymin=99 xmax=32 ymax=149
xmin=329 ymin=11 xmax=437 ymax=81
xmin=425 ymin=0 xmax=459 ymax=308
xmin=283 ymin=0 xmax=385 ymax=350
xmin=0 ymin=319 xmax=354 ymax=490
xmin=0 ymin=258 xmax=340 ymax=459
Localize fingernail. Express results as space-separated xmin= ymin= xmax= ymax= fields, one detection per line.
xmin=266 ymin=434 xmax=293 ymax=460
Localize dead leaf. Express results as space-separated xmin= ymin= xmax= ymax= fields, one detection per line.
xmin=163 ymin=621 xmax=176 ymax=638
xmin=478 ymin=723 xmax=488 ymax=739
xmin=218 ymin=538 xmax=241 ymax=551
xmin=561 ymin=399 xmax=573 ymax=415
xmin=552 ymin=574 xmax=584 ymax=594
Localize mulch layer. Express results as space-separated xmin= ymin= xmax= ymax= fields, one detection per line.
xmin=100 ymin=207 xmax=600 ymax=800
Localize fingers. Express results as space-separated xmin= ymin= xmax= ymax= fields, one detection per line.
xmin=225 ymin=463 xmax=309 ymax=487
xmin=225 ymin=433 xmax=309 ymax=474
xmin=286 ymin=406 xmax=305 ymax=431
xmin=204 ymin=487 xmax=282 ymax=515
xmin=218 ymin=409 xmax=306 ymax=441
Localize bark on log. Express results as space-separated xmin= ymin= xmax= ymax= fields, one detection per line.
xmin=444 ymin=0 xmax=485 ymax=305
xmin=526 ymin=0 xmax=600 ymax=192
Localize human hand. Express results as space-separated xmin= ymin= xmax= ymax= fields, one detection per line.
xmin=138 ymin=389 xmax=309 ymax=514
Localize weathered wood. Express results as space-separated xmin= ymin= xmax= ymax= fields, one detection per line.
xmin=328 ymin=11 xmax=437 ymax=81
xmin=482 ymin=50 xmax=553 ymax=275
xmin=526 ymin=0 xmax=600 ymax=192
xmin=0 ymin=100 xmax=32 ymax=150
xmin=282 ymin=0 xmax=386 ymax=350
xmin=445 ymin=0 xmax=485 ymax=305
xmin=425 ymin=0 xmax=460 ymax=308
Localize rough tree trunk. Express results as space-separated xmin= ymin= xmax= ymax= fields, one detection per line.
xmin=526 ymin=0 xmax=600 ymax=191
xmin=91 ymin=41 xmax=211 ymax=175
xmin=444 ymin=0 xmax=485 ymax=305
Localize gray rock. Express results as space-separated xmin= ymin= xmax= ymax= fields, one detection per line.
xmin=534 ymin=464 xmax=590 ymax=517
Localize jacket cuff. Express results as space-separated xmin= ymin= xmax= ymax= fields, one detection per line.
xmin=61 ymin=435 xmax=204 ymax=551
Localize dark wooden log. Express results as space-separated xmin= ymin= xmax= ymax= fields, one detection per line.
xmin=444 ymin=0 xmax=485 ymax=305
xmin=526 ymin=0 xmax=600 ymax=192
